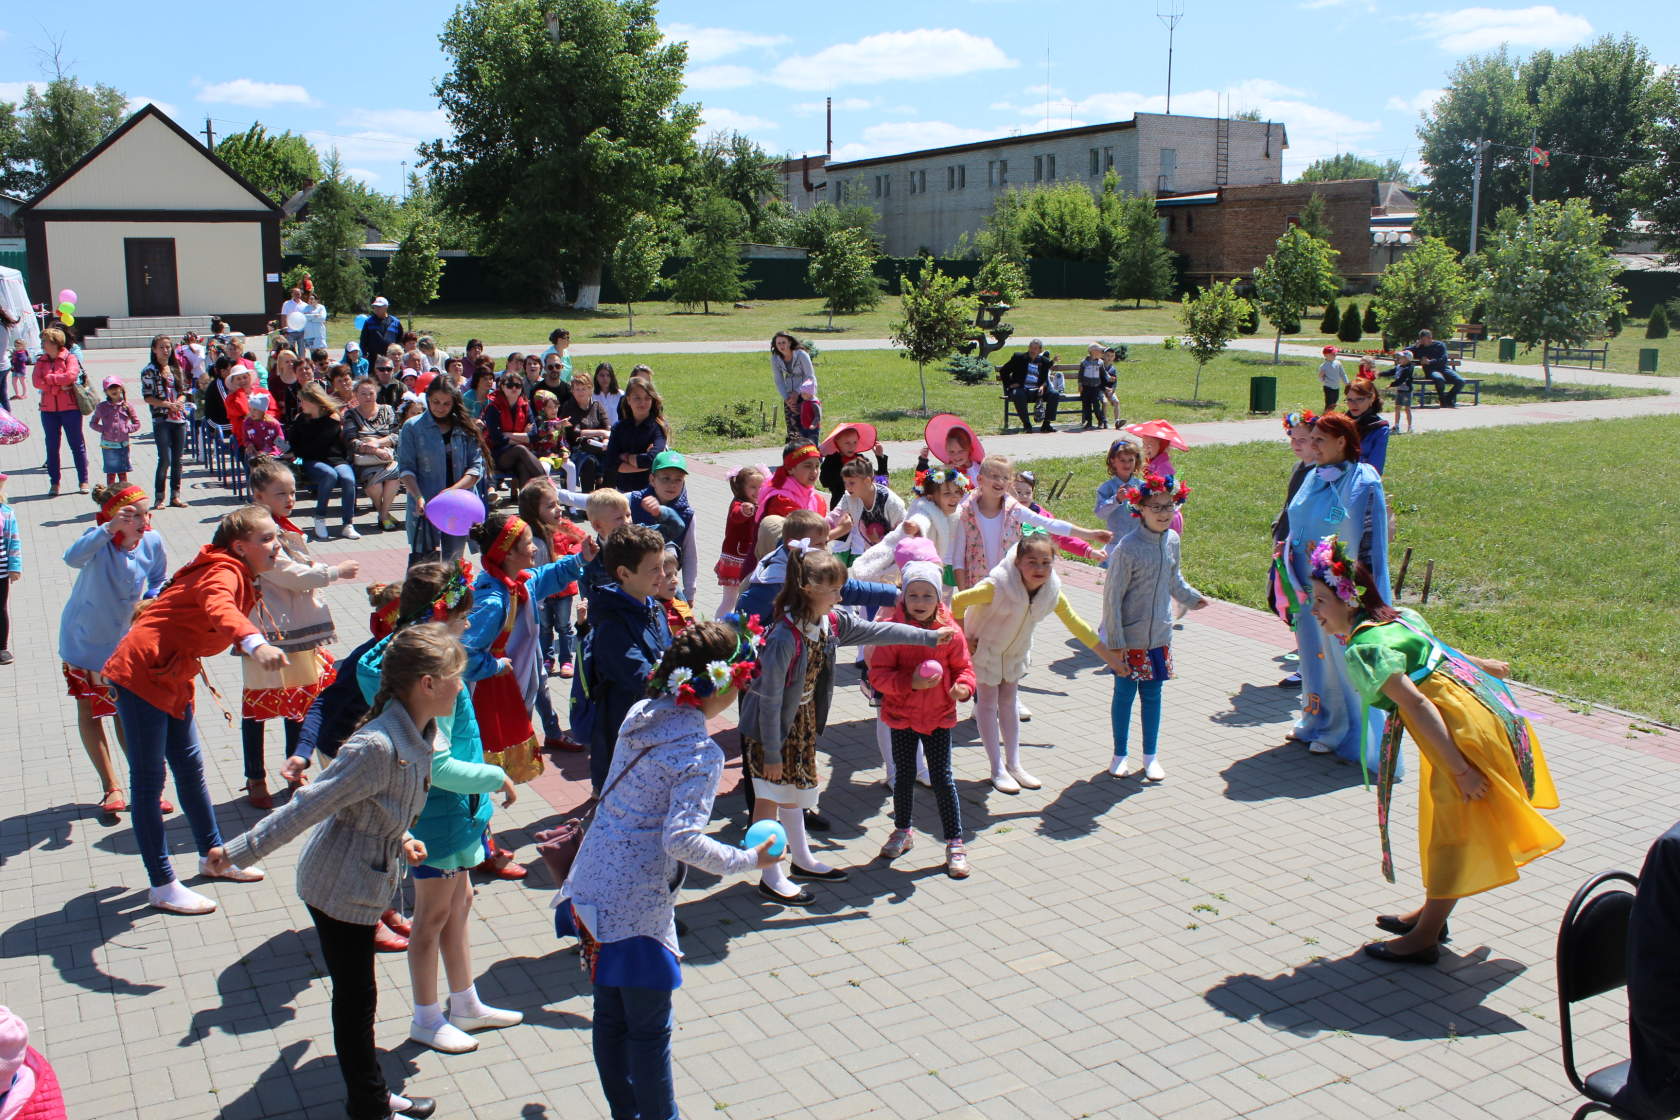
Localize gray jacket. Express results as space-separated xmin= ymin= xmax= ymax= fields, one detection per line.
xmin=739 ymin=608 xmax=940 ymax=765
xmin=223 ymin=703 xmax=436 ymax=925
xmin=1100 ymin=525 xmax=1203 ymax=650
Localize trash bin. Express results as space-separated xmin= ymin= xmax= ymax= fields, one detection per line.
xmin=1249 ymin=375 xmax=1277 ymax=413
xmin=1639 ymin=348 xmax=1660 ymax=374
xmin=1498 ymin=336 xmax=1516 ymax=362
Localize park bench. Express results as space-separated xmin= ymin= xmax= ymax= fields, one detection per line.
xmin=1445 ymin=338 xmax=1478 ymax=360
xmin=1545 ymin=342 xmax=1610 ymax=369
xmin=1455 ymin=323 xmax=1487 ymax=341
xmin=1411 ymin=377 xmax=1482 ymax=407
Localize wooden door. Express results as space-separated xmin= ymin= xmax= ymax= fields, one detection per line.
xmin=124 ymin=238 xmax=179 ymax=317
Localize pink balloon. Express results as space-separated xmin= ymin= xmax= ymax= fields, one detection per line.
xmin=424 ymin=489 xmax=485 ymax=537
xmin=57 ymin=289 xmax=77 ymax=306
xmin=917 ymin=659 xmax=943 ymax=680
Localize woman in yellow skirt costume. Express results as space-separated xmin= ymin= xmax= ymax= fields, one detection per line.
xmin=1308 ymin=535 xmax=1564 ymax=965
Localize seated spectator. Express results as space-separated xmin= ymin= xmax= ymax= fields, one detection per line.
xmin=1619 ymin=820 xmax=1680 ymax=1120
xmin=343 ymin=380 xmax=402 ymax=531
xmin=998 ymin=339 xmax=1060 ymax=433
xmin=558 ymin=372 xmax=611 ymax=491
xmin=290 ymin=382 xmax=361 ymax=540
xmin=1413 ymin=329 xmax=1465 ymax=408
xmin=482 ymin=372 xmax=545 ymax=488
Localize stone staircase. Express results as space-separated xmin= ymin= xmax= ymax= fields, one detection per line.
xmin=80 ymin=314 xmax=216 ymax=350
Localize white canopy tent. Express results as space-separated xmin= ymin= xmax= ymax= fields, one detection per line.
xmin=0 ymin=266 xmax=41 ymax=357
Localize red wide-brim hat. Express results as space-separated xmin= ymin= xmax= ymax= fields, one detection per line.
xmin=819 ymin=421 xmax=877 ymax=457
xmin=1123 ymin=419 xmax=1189 ymax=451
xmin=924 ymin=413 xmax=985 ymax=465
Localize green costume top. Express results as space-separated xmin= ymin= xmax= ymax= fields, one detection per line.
xmin=1344 ymin=608 xmax=1440 ymax=712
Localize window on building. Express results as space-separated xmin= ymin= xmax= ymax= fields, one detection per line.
xmin=917 ymin=169 xmax=926 ymax=193
xmin=1033 ymin=155 xmax=1043 ymax=182
xmin=1158 ymin=148 xmax=1177 ymax=193
xmin=908 ymin=172 xmax=917 ymax=195
xmin=1186 ymin=213 xmax=1194 ymax=233
xmin=987 ymin=159 xmax=1008 ymax=188
xmin=947 ymin=165 xmax=966 ymax=190
xmin=1046 ymin=154 xmax=1056 ymax=180
xmin=872 ymin=176 xmax=881 ymax=199
xmin=1090 ymin=148 xmax=1100 ymax=176
xmin=1103 ymin=147 xmax=1114 ymax=172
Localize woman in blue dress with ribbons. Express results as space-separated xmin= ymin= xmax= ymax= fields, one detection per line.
xmin=1283 ymin=411 xmax=1392 ymax=768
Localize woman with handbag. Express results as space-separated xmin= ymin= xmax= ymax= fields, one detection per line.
xmin=32 ymin=326 xmax=90 ymax=495
xmin=344 ymin=381 xmax=404 ymax=531
xmin=555 ymin=618 xmax=781 ymax=1120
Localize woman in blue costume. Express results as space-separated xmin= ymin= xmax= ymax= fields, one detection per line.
xmin=1282 ymin=411 xmax=1392 ymax=769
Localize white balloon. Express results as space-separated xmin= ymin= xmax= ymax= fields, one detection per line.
xmin=286 ymin=311 xmax=306 ymax=331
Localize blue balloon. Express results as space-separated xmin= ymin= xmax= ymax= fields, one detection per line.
xmin=743 ymin=819 xmax=787 ymax=857
xmin=354 ymin=314 xmax=369 ymax=330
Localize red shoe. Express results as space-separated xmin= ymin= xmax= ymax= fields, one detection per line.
xmin=558 ymin=661 xmax=574 ymax=679
xmin=373 ymin=923 xmax=409 ymax=953
xmin=381 ymin=908 xmax=413 ymax=937
xmin=245 ymin=781 xmax=274 ymax=810
xmin=544 ymin=734 xmax=586 ymax=754
xmin=475 ymin=851 xmax=528 ymax=881
xmin=100 ymin=789 xmax=127 ymax=815
xmin=160 ymin=797 xmax=175 ymax=814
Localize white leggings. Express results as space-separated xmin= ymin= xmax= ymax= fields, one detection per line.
xmin=974 ymin=681 xmax=1021 ymax=777
xmin=717 ymin=584 xmax=741 ymax=617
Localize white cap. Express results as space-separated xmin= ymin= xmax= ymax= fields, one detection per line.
xmin=371 ymin=297 xmax=389 ymax=308
xmin=345 ymin=340 xmax=362 ymax=353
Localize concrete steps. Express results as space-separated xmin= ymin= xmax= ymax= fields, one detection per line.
xmin=82 ymin=315 xmax=215 ymax=349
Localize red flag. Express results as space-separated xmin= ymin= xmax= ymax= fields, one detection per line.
xmin=1528 ymin=146 xmax=1550 ymax=167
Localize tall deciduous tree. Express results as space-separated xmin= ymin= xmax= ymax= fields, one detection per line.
xmin=1371 ymin=236 xmax=1472 ymax=347
xmin=779 ymin=201 xmax=879 ymax=253
xmin=1179 ymin=280 xmax=1250 ymax=402
xmin=610 ymin=213 xmax=667 ymax=336
xmin=424 ymin=0 xmax=697 ymax=309
xmin=889 ymin=263 xmax=976 ymax=413
xmin=1298 ymin=192 xmax=1334 ymax=244
xmin=1296 ymin=153 xmax=1412 ymax=185
xmin=807 ymin=227 xmax=883 ymax=329
xmin=1476 ymin=199 xmax=1626 ymax=390
xmin=215 ymin=124 xmax=320 ymax=205
xmin=1251 ymin=227 xmax=1340 ymax=363
xmin=1416 ymin=49 xmax=1534 ymax=252
xmin=6 ymin=78 xmax=129 ymax=195
xmin=1107 ymin=193 xmax=1175 ymax=308
xmin=1631 ymin=69 xmax=1680 ymax=259
xmin=669 ymin=192 xmax=750 ymax=314
xmin=687 ymin=131 xmax=782 ymax=241
xmin=383 ymin=214 xmax=446 ymax=321
xmin=294 ymin=156 xmax=373 ymax=315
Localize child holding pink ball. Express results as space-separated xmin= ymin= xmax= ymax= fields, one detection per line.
xmin=868 ymin=538 xmax=977 ymax=878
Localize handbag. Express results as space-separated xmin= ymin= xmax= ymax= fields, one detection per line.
xmin=0 ymin=409 xmax=28 ymax=446
xmin=533 ymin=738 xmax=660 ymax=887
xmin=799 ymin=396 xmax=822 ymax=432
xmin=70 ymin=373 xmax=97 ymax=416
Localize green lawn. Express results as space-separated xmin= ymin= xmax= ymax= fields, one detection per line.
xmin=1010 ymin=416 xmax=1680 ymax=724
xmin=610 ymin=346 xmax=1659 ymax=453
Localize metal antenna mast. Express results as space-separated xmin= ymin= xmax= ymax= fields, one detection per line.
xmin=1157 ymin=0 xmax=1185 ymax=115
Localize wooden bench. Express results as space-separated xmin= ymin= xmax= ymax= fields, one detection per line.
xmin=1445 ymin=338 xmax=1478 ymax=360
xmin=1410 ymin=378 xmax=1482 ymax=407
xmin=1545 ymin=343 xmax=1610 ymax=369
xmin=1455 ymin=322 xmax=1487 ymax=341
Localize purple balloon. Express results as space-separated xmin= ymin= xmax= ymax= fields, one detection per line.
xmin=425 ymin=489 xmax=485 ymax=538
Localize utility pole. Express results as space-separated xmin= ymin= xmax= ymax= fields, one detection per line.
xmin=1527 ymin=128 xmax=1537 ymax=207
xmin=1468 ymin=136 xmax=1485 ymax=256
xmin=203 ymin=117 xmax=216 ymax=149
xmin=401 ymin=160 xmax=408 ymax=203
xmin=1157 ymin=1 xmax=1185 ymax=115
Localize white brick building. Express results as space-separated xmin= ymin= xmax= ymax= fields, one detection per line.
xmin=826 ymin=113 xmax=1287 ymax=256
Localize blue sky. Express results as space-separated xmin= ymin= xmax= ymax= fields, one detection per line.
xmin=0 ymin=1 xmax=1669 ymax=195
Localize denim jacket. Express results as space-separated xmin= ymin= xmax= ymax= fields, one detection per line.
xmin=396 ymin=411 xmax=484 ymax=498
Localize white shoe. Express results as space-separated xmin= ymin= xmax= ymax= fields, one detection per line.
xmin=409 ymin=1019 xmax=479 ymax=1053
xmin=447 ymin=1004 xmax=523 ymax=1032
xmin=1308 ymin=740 xmax=1333 ymax=755
xmin=312 ymin=518 xmax=329 ymax=541
xmin=916 ymin=770 xmax=933 ymax=789
xmin=340 ymin=523 xmax=361 ymax=540
xmin=148 ymin=881 xmax=217 ymax=915
xmin=881 ymin=774 xmax=895 ymax=790
xmin=1143 ymin=758 xmax=1166 ymax=782
xmin=1016 ymin=701 xmax=1033 ymax=721
xmin=1006 ymin=765 xmax=1041 ymax=790
xmin=990 ymin=772 xmax=1021 ymax=795
xmin=1108 ymin=755 xmax=1138 ymax=778
xmin=198 ymin=857 xmax=265 ymax=882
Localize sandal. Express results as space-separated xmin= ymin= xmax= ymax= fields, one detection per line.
xmin=99 ymin=789 xmax=127 ymax=814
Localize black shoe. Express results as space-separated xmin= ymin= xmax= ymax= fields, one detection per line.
xmin=757 ymin=882 xmax=816 ymax=906
xmin=1277 ymin=672 xmax=1301 ymax=688
xmin=789 ymin=863 xmax=849 ymax=882
xmin=803 ymin=808 xmax=830 ymax=832
xmin=1375 ymin=915 xmax=1451 ymax=943
xmin=0 ymin=651 xmax=12 ymax=665
xmin=1039 ymin=425 xmax=1053 ymax=433
xmin=375 ymin=1096 xmax=436 ymax=1120
xmin=1363 ymin=941 xmax=1440 ymax=966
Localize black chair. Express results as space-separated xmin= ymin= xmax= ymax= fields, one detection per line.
xmin=1558 ymin=869 xmax=1642 ymax=1119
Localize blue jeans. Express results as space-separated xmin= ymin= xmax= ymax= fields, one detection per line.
xmin=302 ymin=460 xmax=357 ymax=523
xmin=153 ymin=422 xmax=187 ymax=497
xmin=1426 ymin=364 xmax=1466 ymax=407
xmin=41 ymin=407 xmax=89 ymax=487
xmin=593 ymin=983 xmax=677 ymax=1120
xmin=110 ymin=684 xmax=224 ymax=887
xmin=1111 ymin=677 xmax=1164 ymax=758
xmin=539 ymin=595 xmax=576 ymax=668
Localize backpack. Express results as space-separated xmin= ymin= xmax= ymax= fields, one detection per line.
xmin=569 ymin=628 xmax=597 ymax=744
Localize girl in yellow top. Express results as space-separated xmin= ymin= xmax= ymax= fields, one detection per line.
xmin=953 ymin=532 xmax=1124 ymax=794
xmin=1308 ymin=535 xmax=1563 ymax=966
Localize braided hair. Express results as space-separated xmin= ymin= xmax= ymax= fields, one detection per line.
xmin=356 ymin=623 xmax=467 ymax=730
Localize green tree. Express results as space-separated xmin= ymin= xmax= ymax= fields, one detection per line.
xmin=1296 ymin=153 xmax=1412 ymax=185
xmin=783 ymin=202 xmax=878 ymax=252
xmin=1337 ymin=303 xmax=1363 ymax=343
xmin=610 ymin=213 xmax=667 ymax=336
xmin=686 ymin=131 xmax=782 ymax=241
xmin=1319 ymin=298 xmax=1340 ymax=334
xmin=215 ymin=124 xmax=320 ymax=205
xmin=294 ymin=156 xmax=373 ymax=315
xmin=1416 ymin=49 xmax=1533 ymax=252
xmin=392 ymin=173 xmax=482 ymax=252
xmin=1107 ymin=192 xmax=1175 ymax=307
xmin=670 ymin=192 xmax=750 ymax=313
xmin=1298 ymin=192 xmax=1334 ymax=243
xmin=1476 ymin=198 xmax=1626 ymax=389
xmin=1016 ymin=182 xmax=1103 ymax=260
xmin=9 ymin=77 xmax=129 ymax=195
xmin=383 ymin=214 xmax=446 ymax=321
xmin=1251 ymin=227 xmax=1340 ymax=363
xmin=1237 ymin=302 xmax=1260 ymax=335
xmin=1646 ymin=304 xmax=1670 ymax=339
xmin=1371 ymin=236 xmax=1473 ymax=347
xmin=424 ymin=0 xmax=696 ymax=309
xmin=974 ymin=252 xmax=1030 ymax=306
xmin=889 ymin=263 xmax=976 ymax=412
xmin=1631 ymin=70 xmax=1680 ymax=258
xmin=1362 ymin=301 xmax=1378 ymax=333
xmin=807 ymin=227 xmax=883 ymax=329
xmin=0 ymin=101 xmax=28 ymax=197
xmin=1178 ymin=280 xmax=1250 ymax=402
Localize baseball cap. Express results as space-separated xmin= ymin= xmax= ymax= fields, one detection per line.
xmin=372 ymin=296 xmax=390 ymax=308
xmin=345 ymin=340 xmax=362 ymax=353
xmin=250 ymin=392 xmax=271 ymax=412
xmin=651 ymin=450 xmax=688 ymax=475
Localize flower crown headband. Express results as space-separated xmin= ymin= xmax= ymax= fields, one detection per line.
xmin=1309 ymin=535 xmax=1358 ymax=605
xmin=1282 ymin=408 xmax=1318 ymax=432
xmin=649 ymin=612 xmax=766 ymax=708
xmin=395 ymin=557 xmax=473 ymax=627
xmin=1124 ymin=472 xmax=1190 ymax=517
xmin=915 ymin=467 xmax=970 ymax=496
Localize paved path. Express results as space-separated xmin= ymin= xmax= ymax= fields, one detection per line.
xmin=0 ymin=409 xmax=1674 ymax=1120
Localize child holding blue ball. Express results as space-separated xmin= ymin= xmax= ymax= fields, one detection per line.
xmin=557 ymin=618 xmax=782 ymax=1120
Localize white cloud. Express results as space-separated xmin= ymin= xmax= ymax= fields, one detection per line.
xmin=771 ymin=29 xmax=1015 ymax=91
xmin=128 ymin=96 xmax=180 ymax=120
xmin=698 ymin=107 xmax=779 ymax=135
xmin=1386 ymin=89 xmax=1446 ymax=116
xmin=196 ymin=79 xmax=316 ymax=108
xmin=338 ymin=107 xmax=450 ymax=137
xmin=685 ymin=65 xmax=757 ymax=91
xmin=0 ymin=81 xmax=42 ymax=104
xmin=831 ymin=121 xmax=1001 ymax=162
xmin=344 ymin=168 xmax=381 ymax=185
xmin=794 ymin=97 xmax=876 ymax=114
xmin=665 ymin=23 xmax=788 ymax=64
xmin=1420 ymin=5 xmax=1592 ymax=52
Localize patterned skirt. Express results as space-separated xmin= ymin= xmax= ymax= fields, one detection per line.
xmin=63 ymin=663 xmax=116 ymax=720
xmin=472 ymin=670 xmax=544 ymax=784
xmin=1117 ymin=645 xmax=1174 ymax=682
xmin=743 ymin=643 xmax=827 ymax=798
xmin=243 ymin=648 xmax=336 ymax=721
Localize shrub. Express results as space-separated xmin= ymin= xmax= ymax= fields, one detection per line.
xmin=1648 ymin=304 xmax=1671 ymax=339
xmin=1362 ymin=302 xmax=1378 ymax=333
xmin=695 ymin=401 xmax=759 ymax=439
xmin=1238 ymin=304 xmax=1260 ymax=335
xmin=1337 ymin=304 xmax=1363 ymax=343
xmin=945 ymin=355 xmax=997 ymax=386
xmin=1319 ymin=299 xmax=1340 ymax=334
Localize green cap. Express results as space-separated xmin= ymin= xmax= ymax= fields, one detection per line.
xmin=651 ymin=449 xmax=688 ymax=474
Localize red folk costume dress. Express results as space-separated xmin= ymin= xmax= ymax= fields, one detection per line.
xmin=467 ymin=517 xmax=545 ymax=784
xmin=240 ymin=516 xmax=339 ymax=720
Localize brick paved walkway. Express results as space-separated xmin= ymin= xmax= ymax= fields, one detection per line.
xmin=1 ymin=402 xmax=1675 ymax=1120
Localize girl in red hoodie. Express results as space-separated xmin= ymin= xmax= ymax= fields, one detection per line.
xmin=102 ymin=506 xmax=289 ymax=915
xmin=868 ymin=537 xmax=977 ymax=879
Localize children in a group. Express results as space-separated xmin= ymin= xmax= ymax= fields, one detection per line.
xmin=869 ymin=538 xmax=977 ymax=878
xmin=952 ymin=454 xmax=1109 ymax=591
xmin=819 ymin=421 xmax=888 ymax=509
xmin=740 ymin=545 xmax=952 ymax=904
xmin=604 ymin=376 xmax=668 ymax=491
xmin=735 ymin=510 xmax=894 ymax=624
xmin=89 ymin=377 xmax=141 ymax=486
xmin=1012 ymin=470 xmax=1100 ymax=561
xmin=240 ymin=393 xmax=287 ymax=459
xmin=1101 ymin=474 xmax=1207 ymax=782
xmin=0 ymin=474 xmax=15 ymax=666
xmin=714 ymin=465 xmax=765 ymax=616
xmin=209 ymin=624 xmax=463 ymax=1120
xmin=851 ymin=468 xmax=970 ymax=594
xmin=916 ymin=414 xmax=982 ymax=485
xmin=529 ymin=390 xmax=566 ymax=458
xmin=1318 ymin=346 xmax=1349 ymax=413
xmin=656 ymin=548 xmax=694 ymax=637
xmin=242 ymin=457 xmax=360 ymax=810
xmin=1075 ymin=343 xmax=1110 ymax=429
xmin=520 ymin=478 xmax=589 ymax=684
xmin=756 ymin=440 xmax=829 ymax=521
xmin=1094 ymin=435 xmax=1147 ymax=547
xmin=592 ymin=361 xmax=623 ymax=423
xmin=630 ymin=450 xmax=696 ymax=603
xmin=953 ymin=533 xmax=1125 ymax=793
xmin=1126 ymin=422 xmax=1187 ymax=535
xmin=578 ymin=524 xmax=672 ymax=794
xmin=834 ymin=454 xmax=905 ymax=567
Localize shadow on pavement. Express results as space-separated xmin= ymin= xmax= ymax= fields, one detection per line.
xmin=1034 ymin=770 xmax=1150 ymax=839
xmin=0 ymin=803 xmax=84 ymax=870
xmin=180 ymin=928 xmax=322 ymax=1044
xmin=1211 ymin=681 xmax=1299 ymax=729
xmin=214 ymin=1039 xmax=421 ymax=1120
xmin=0 ymin=886 xmax=164 ymax=996
xmin=1219 ymin=741 xmax=1368 ymax=802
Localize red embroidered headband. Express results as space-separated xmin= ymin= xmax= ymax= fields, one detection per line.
xmin=485 ymin=516 xmax=528 ymax=568
xmin=97 ymin=485 xmax=147 ymax=525
xmin=783 ymin=444 xmax=820 ymax=470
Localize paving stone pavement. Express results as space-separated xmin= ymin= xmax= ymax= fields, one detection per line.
xmin=1 ymin=402 xmax=1676 ymax=1120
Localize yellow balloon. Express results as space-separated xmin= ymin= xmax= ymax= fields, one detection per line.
xmin=61 ymin=312 xmax=75 ymax=326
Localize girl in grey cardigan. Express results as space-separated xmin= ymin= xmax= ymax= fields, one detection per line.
xmin=739 ymin=545 xmax=953 ymax=904
xmin=209 ymin=624 xmax=466 ymax=1120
